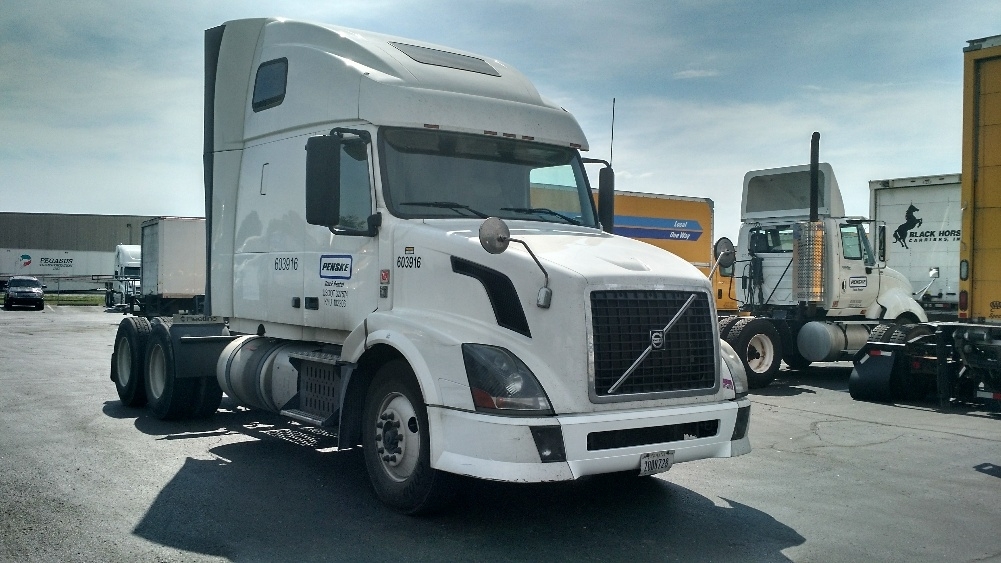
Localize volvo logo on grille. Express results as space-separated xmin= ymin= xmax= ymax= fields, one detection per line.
xmin=650 ymin=329 xmax=665 ymax=350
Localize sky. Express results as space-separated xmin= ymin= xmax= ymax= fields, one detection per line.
xmin=1 ymin=0 xmax=999 ymax=243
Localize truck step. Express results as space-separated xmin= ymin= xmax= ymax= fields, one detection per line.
xmin=280 ymin=409 xmax=331 ymax=427
xmin=288 ymin=350 xmax=342 ymax=365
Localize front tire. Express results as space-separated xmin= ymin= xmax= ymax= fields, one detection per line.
xmin=362 ymin=360 xmax=456 ymax=515
xmin=726 ymin=318 xmax=783 ymax=388
xmin=111 ymin=317 xmax=151 ymax=407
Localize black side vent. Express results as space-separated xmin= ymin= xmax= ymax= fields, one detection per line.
xmin=451 ymin=256 xmax=531 ymax=338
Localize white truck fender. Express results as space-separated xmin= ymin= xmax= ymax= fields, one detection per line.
xmin=341 ymin=313 xmax=473 ymax=410
xmin=875 ymin=288 xmax=928 ymax=322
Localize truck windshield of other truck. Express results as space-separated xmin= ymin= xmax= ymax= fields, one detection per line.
xmin=749 ymin=226 xmax=794 ymax=253
xmin=381 ymin=128 xmax=598 ymax=227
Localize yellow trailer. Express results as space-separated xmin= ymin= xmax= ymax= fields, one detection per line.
xmin=595 ymin=190 xmax=738 ymax=314
xmin=850 ymin=34 xmax=1001 ymax=407
xmin=960 ymin=35 xmax=1001 ymax=321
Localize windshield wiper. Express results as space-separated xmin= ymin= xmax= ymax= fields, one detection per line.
xmin=501 ymin=207 xmax=581 ymax=226
xmin=400 ymin=201 xmax=489 ymax=218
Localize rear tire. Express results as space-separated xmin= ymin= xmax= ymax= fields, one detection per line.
xmin=111 ymin=317 xmax=151 ymax=407
xmin=718 ymin=316 xmax=742 ymax=339
xmin=143 ymin=317 xmax=201 ymax=420
xmin=362 ymin=360 xmax=456 ymax=515
xmin=726 ymin=318 xmax=782 ymax=388
xmin=105 ymin=292 xmax=114 ymax=308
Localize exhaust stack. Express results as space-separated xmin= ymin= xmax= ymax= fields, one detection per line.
xmin=810 ymin=132 xmax=820 ymax=222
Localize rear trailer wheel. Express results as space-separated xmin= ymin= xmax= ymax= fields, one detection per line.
xmin=362 ymin=360 xmax=456 ymax=515
xmin=105 ymin=292 xmax=114 ymax=308
xmin=111 ymin=316 xmax=151 ymax=407
xmin=726 ymin=318 xmax=782 ymax=388
xmin=143 ymin=318 xmax=201 ymax=420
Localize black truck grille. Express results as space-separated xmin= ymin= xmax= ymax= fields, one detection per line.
xmin=590 ymin=290 xmax=716 ymax=397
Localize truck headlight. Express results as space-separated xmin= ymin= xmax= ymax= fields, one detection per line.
xmin=720 ymin=339 xmax=749 ymax=398
xmin=462 ymin=344 xmax=553 ymax=415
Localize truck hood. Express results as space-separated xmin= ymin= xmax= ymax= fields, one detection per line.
xmin=423 ymin=219 xmax=711 ymax=288
xmin=880 ymin=265 xmax=915 ymax=294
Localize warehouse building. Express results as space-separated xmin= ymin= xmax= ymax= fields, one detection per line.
xmin=1 ymin=212 xmax=157 ymax=292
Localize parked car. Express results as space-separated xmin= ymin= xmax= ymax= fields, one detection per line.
xmin=3 ymin=276 xmax=45 ymax=310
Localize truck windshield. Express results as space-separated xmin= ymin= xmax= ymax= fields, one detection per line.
xmin=380 ymin=128 xmax=598 ymax=227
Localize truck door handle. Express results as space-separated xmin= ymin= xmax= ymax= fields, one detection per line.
xmin=305 ymin=297 xmax=319 ymax=310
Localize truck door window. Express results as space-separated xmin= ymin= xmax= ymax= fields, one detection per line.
xmin=338 ymin=140 xmax=373 ymax=231
xmin=840 ymin=224 xmax=863 ymax=260
xmin=858 ymin=225 xmax=876 ymax=267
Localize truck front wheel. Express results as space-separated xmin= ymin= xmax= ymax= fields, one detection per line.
xmin=111 ymin=317 xmax=151 ymax=407
xmin=726 ymin=318 xmax=783 ymax=388
xmin=362 ymin=360 xmax=456 ymax=515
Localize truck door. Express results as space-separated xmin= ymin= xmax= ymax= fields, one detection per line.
xmin=303 ymin=135 xmax=380 ymax=333
xmin=830 ymin=223 xmax=879 ymax=316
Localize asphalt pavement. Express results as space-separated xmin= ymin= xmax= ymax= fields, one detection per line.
xmin=0 ymin=306 xmax=999 ymax=562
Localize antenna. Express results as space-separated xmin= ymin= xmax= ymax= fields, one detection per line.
xmin=610 ymin=98 xmax=616 ymax=167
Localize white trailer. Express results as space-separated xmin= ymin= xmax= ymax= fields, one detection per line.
xmin=1 ymin=248 xmax=113 ymax=292
xmin=137 ymin=217 xmax=206 ymax=315
xmin=869 ymin=174 xmax=960 ymax=319
xmin=108 ymin=18 xmax=751 ymax=514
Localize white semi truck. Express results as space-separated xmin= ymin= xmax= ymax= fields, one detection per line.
xmin=715 ymin=134 xmax=927 ymax=388
xmin=105 ymin=244 xmax=141 ymax=308
xmin=108 ymin=18 xmax=751 ymax=514
xmin=869 ymin=174 xmax=961 ymax=319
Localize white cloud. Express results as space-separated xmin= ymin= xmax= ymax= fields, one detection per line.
xmin=673 ymin=70 xmax=720 ymax=79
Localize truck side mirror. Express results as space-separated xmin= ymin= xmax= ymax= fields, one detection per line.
xmin=877 ymin=225 xmax=886 ymax=262
xmin=598 ymin=166 xmax=615 ymax=234
xmin=305 ymin=135 xmax=341 ymax=228
xmin=714 ymin=237 xmax=736 ymax=269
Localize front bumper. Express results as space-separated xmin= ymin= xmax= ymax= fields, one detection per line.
xmin=429 ymin=398 xmax=751 ymax=482
xmin=4 ymin=295 xmax=43 ymax=308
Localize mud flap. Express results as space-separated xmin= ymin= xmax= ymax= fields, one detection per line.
xmin=848 ymin=342 xmax=905 ymax=402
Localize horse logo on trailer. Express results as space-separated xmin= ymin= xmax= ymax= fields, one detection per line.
xmin=893 ymin=204 xmax=922 ymax=249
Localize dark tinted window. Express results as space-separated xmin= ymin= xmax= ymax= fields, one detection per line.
xmin=252 ymin=58 xmax=288 ymax=112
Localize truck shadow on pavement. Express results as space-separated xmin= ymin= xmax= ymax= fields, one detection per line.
xmin=753 ymin=363 xmax=854 ymax=397
xmin=102 ymin=399 xmax=804 ymax=562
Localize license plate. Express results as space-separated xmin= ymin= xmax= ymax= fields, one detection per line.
xmin=638 ymin=450 xmax=674 ymax=476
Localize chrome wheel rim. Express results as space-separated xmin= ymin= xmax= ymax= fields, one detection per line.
xmin=373 ymin=392 xmax=420 ymax=482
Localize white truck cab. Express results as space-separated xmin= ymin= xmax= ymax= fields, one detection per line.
xmin=719 ymin=155 xmax=926 ymax=388
xmin=110 ymin=18 xmax=751 ymax=514
xmin=105 ymin=244 xmax=141 ymax=308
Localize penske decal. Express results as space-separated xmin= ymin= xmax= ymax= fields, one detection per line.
xmin=320 ymin=255 xmax=352 ymax=279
